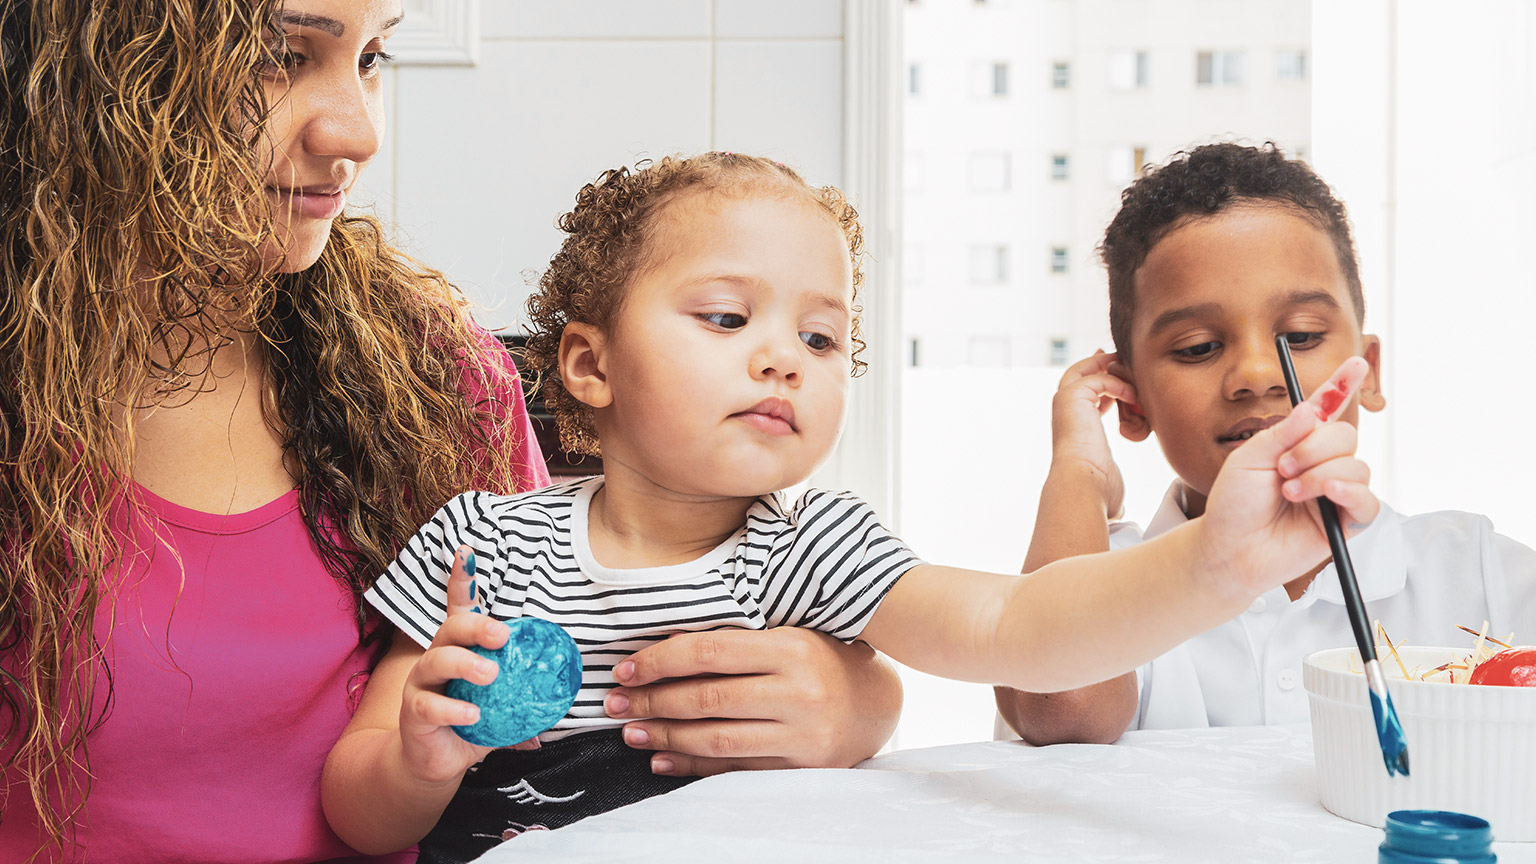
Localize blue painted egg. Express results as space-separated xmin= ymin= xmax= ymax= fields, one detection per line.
xmin=446 ymin=617 xmax=582 ymax=747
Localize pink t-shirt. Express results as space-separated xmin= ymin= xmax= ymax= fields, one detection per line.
xmin=0 ymin=335 xmax=549 ymax=862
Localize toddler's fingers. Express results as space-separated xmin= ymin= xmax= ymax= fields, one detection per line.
xmin=411 ymin=643 xmax=499 ymax=690
xmin=429 ymin=611 xmax=510 ymax=652
xmin=403 ymin=688 xmax=482 ymax=730
xmin=445 ymin=545 xmax=480 ymax=617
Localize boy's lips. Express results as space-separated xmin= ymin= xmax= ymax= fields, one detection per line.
xmin=1217 ymin=414 xmax=1285 ymax=445
xmin=733 ymin=397 xmax=796 ymax=434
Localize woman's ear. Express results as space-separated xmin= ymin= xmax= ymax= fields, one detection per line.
xmin=558 ymin=323 xmax=612 ymax=409
xmin=1358 ymin=334 xmax=1386 ymax=413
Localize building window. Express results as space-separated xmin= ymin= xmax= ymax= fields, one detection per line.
xmin=908 ymin=62 xmax=922 ymax=96
xmin=1050 ymin=153 xmax=1069 ymax=181
xmin=968 ymin=152 xmax=1011 ymax=192
xmin=1197 ymin=50 xmax=1244 ymax=85
xmin=1049 ymin=338 xmax=1070 ymax=366
xmin=992 ymin=62 xmax=1009 ymax=96
xmin=1276 ymin=50 xmax=1307 ymax=81
xmin=1050 ymin=246 xmax=1069 ymax=273
xmin=1106 ymin=145 xmax=1147 ymax=185
xmin=968 ymin=336 xmax=1011 ymax=368
xmin=1108 ymin=50 xmax=1148 ymax=89
xmin=972 ymin=61 xmax=1009 ymax=98
xmin=969 ymin=244 xmax=1009 ymax=284
xmin=1051 ymin=61 xmax=1070 ymax=89
xmin=908 ymin=337 xmax=921 ymax=367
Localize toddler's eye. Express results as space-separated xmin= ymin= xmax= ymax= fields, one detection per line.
xmin=699 ymin=312 xmax=747 ymax=330
xmin=1173 ymin=341 xmax=1219 ymax=360
xmin=800 ymin=332 xmax=836 ymax=352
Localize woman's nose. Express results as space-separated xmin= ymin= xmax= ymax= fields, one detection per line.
xmin=302 ymin=72 xmax=383 ymax=167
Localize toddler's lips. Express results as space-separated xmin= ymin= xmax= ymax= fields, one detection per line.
xmin=734 ymin=397 xmax=796 ymax=434
xmin=1217 ymin=414 xmax=1285 ymax=446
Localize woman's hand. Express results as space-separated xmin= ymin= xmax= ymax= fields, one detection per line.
xmin=1050 ymin=350 xmax=1136 ymax=520
xmin=603 ymin=627 xmax=902 ymax=776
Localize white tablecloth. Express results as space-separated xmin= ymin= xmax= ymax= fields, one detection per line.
xmin=476 ymin=724 xmax=1534 ymax=862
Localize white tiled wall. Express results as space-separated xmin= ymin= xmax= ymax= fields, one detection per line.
xmin=367 ymin=1 xmax=848 ymax=331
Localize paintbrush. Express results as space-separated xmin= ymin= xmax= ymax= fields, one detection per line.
xmin=1274 ymin=335 xmax=1409 ymax=777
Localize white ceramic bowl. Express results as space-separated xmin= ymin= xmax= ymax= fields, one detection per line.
xmin=1304 ymin=645 xmax=1536 ymax=841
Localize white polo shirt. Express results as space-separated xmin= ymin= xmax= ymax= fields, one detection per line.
xmin=995 ymin=484 xmax=1536 ymax=738
xmin=1128 ymin=483 xmax=1536 ymax=729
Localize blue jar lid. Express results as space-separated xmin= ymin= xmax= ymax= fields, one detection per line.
xmin=1379 ymin=810 xmax=1496 ymax=864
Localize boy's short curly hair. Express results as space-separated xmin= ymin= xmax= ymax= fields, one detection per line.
xmin=1100 ymin=142 xmax=1364 ymax=363
xmin=523 ymin=152 xmax=867 ymax=457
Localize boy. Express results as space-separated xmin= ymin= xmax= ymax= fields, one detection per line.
xmin=998 ymin=143 xmax=1536 ymax=744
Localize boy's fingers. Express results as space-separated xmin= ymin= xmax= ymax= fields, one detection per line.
xmin=1276 ymin=422 xmax=1359 ymax=479
xmin=445 ymin=545 xmax=479 ymax=617
xmin=1280 ymin=458 xmax=1372 ymax=503
xmin=1079 ymin=372 xmax=1137 ymax=407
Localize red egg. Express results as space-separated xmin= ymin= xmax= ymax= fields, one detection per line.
xmin=1468 ymin=647 xmax=1536 ymax=687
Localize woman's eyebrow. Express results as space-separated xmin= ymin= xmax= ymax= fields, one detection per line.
xmin=276 ymin=13 xmax=405 ymax=37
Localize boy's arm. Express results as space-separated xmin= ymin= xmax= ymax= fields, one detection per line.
xmin=999 ymin=352 xmax=1138 ymax=744
xmin=322 ymin=548 xmax=509 ymax=855
xmin=862 ymin=358 xmax=1376 ymax=692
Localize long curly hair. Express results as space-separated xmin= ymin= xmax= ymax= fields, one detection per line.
xmin=0 ymin=0 xmax=533 ymax=852
xmin=1100 ymin=142 xmax=1365 ymax=363
xmin=523 ymin=152 xmax=867 ymax=457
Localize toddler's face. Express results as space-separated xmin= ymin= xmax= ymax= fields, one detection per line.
xmin=592 ymin=191 xmax=854 ymax=498
xmin=1122 ymin=202 xmax=1383 ymax=517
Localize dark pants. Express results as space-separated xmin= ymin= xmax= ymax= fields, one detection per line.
xmin=418 ymin=728 xmax=699 ymax=864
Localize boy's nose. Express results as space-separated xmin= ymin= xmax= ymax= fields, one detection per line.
xmin=1226 ymin=341 xmax=1289 ymax=400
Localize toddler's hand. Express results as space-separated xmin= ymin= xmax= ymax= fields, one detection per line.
xmin=397 ymin=545 xmax=506 ymax=785
xmin=1051 ymin=350 xmax=1136 ymax=520
xmin=1198 ymin=357 xmax=1379 ymax=601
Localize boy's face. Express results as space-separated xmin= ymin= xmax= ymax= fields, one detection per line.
xmin=1120 ymin=202 xmax=1384 ymax=517
xmin=578 ymin=191 xmax=854 ymax=498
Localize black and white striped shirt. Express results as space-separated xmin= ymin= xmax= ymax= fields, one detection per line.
xmin=365 ymin=476 xmax=922 ymax=741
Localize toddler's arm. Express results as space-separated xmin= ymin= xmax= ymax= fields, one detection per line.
xmin=321 ymin=547 xmax=509 ymax=854
xmin=863 ymin=358 xmax=1376 ymax=693
xmin=998 ymin=351 xmax=1138 ymax=744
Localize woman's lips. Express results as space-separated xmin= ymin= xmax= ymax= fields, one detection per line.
xmin=270 ymin=186 xmax=346 ymax=220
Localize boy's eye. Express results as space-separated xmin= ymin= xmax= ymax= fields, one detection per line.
xmin=800 ymin=331 xmax=836 ymax=352
xmin=1282 ymin=331 xmax=1323 ymax=349
xmin=699 ymin=312 xmax=747 ymax=330
xmin=1173 ymin=341 xmax=1219 ymax=360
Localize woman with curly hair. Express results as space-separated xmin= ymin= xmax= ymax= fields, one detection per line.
xmin=0 ymin=0 xmax=551 ymax=860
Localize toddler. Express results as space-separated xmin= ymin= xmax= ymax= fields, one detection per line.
xmin=323 ymin=152 xmax=1376 ymax=862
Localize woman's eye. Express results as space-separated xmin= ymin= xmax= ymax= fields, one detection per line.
xmin=261 ymin=48 xmax=304 ymax=75
xmin=360 ymin=51 xmax=394 ymax=74
xmin=800 ymin=332 xmax=835 ymax=352
xmin=700 ymin=312 xmax=747 ymax=330
xmin=1283 ymin=331 xmax=1323 ymax=349
xmin=1173 ymin=341 xmax=1219 ymax=360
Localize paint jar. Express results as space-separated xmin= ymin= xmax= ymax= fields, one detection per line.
xmin=1379 ymin=810 xmax=1496 ymax=864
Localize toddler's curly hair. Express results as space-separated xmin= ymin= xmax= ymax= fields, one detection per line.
xmin=1100 ymin=142 xmax=1364 ymax=363
xmin=524 ymin=152 xmax=867 ymax=457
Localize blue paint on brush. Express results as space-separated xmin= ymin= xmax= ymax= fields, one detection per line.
xmin=1369 ymin=686 xmax=1412 ymax=777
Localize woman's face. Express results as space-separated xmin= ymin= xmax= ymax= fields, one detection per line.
xmin=257 ymin=0 xmax=402 ymax=273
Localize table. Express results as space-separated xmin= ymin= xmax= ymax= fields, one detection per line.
xmin=477 ymin=724 xmax=1534 ymax=862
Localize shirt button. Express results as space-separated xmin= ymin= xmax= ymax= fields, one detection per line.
xmin=1278 ymin=668 xmax=1297 ymax=691
xmin=1247 ymin=596 xmax=1268 ymax=614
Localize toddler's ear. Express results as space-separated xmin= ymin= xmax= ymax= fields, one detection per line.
xmin=558 ymin=323 xmax=612 ymax=409
xmin=1358 ymin=334 xmax=1386 ymax=413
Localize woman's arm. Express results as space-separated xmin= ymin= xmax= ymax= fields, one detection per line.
xmin=604 ymin=627 xmax=902 ymax=775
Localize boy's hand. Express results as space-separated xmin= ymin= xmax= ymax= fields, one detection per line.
xmin=1051 ymin=350 xmax=1137 ymax=519
xmin=397 ymin=546 xmax=505 ymax=785
xmin=1199 ymin=357 xmax=1378 ymax=601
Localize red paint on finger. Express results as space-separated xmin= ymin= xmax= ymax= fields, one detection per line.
xmin=1316 ymin=380 xmax=1350 ymax=420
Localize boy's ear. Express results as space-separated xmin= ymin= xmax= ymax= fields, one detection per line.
xmin=1358 ymin=334 xmax=1386 ymax=413
xmin=558 ymin=323 xmax=612 ymax=409
xmin=1116 ymin=367 xmax=1152 ymax=442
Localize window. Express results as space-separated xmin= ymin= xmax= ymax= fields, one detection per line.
xmin=968 ymin=336 xmax=1011 ymax=367
xmin=1050 ymin=246 xmax=1069 ymax=273
xmin=1051 ymin=61 xmax=1070 ymax=89
xmin=972 ymin=61 xmax=1009 ymax=97
xmin=1108 ymin=50 xmax=1148 ymax=89
xmin=1050 ymin=153 xmax=1069 ymax=180
xmin=1049 ymin=338 xmax=1070 ymax=366
xmin=1197 ymin=50 xmax=1244 ymax=85
xmin=908 ymin=337 xmax=920 ymax=367
xmin=908 ymin=62 xmax=922 ymax=96
xmin=1106 ymin=145 xmax=1147 ymax=185
xmin=968 ymin=244 xmax=1009 ymax=283
xmin=968 ymin=152 xmax=1011 ymax=192
xmin=1276 ymin=50 xmax=1307 ymax=81
xmin=992 ymin=62 xmax=1009 ymax=96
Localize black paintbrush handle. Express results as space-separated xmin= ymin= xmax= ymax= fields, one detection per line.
xmin=1274 ymin=336 xmax=1377 ymax=664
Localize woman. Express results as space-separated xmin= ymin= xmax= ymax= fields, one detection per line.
xmin=0 ymin=1 xmax=901 ymax=860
